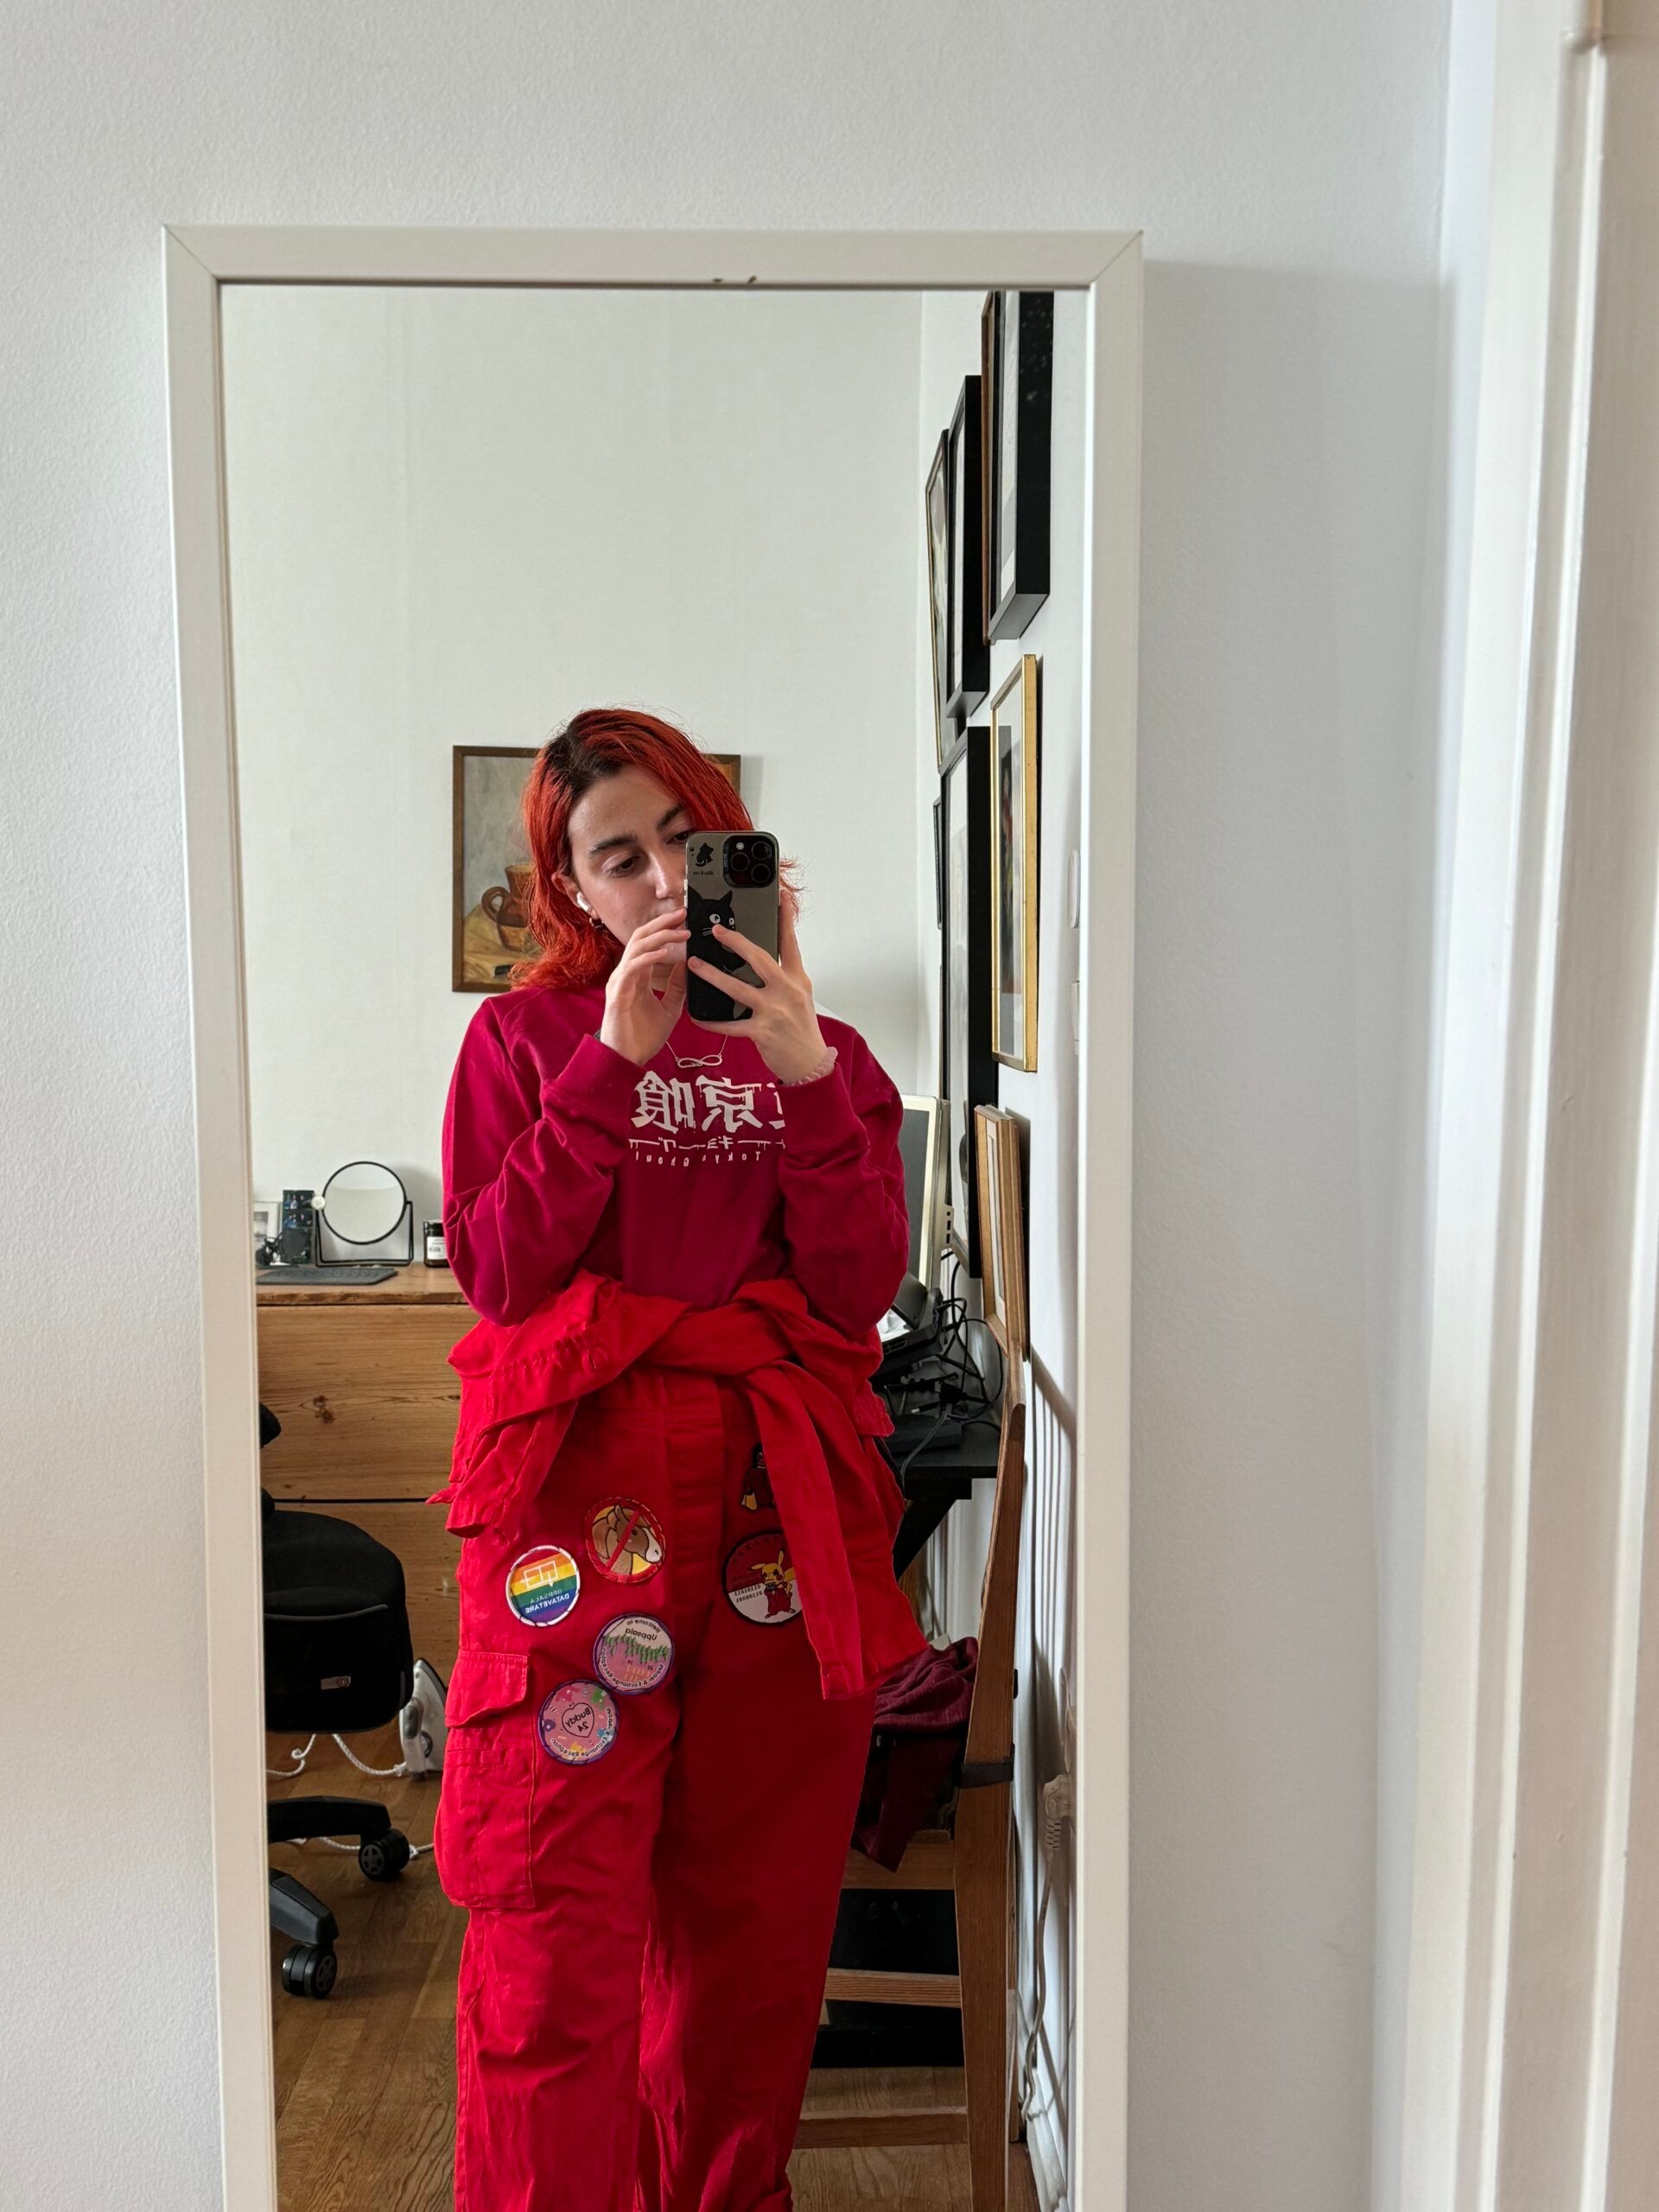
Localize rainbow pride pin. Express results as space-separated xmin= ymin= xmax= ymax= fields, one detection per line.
xmin=504 ymin=1543 xmax=582 ymax=1628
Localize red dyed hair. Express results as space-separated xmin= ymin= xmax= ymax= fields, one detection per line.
xmin=510 ymin=707 xmax=795 ymax=992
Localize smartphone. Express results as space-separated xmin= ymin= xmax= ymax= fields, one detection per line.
xmin=684 ymin=830 xmax=781 ymax=1024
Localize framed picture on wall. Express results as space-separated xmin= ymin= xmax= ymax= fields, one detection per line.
xmin=706 ymin=752 xmax=742 ymax=796
xmin=985 ymin=289 xmax=1054 ymax=640
xmin=940 ymin=723 xmax=997 ymax=1274
xmin=945 ymin=374 xmax=988 ymax=725
xmin=453 ymin=745 xmax=541 ymax=994
xmin=925 ymin=429 xmax=954 ymax=771
xmin=980 ymin=291 xmax=998 ymax=646
xmin=989 ymin=654 xmax=1040 ymax=1071
xmin=975 ymin=1103 xmax=1028 ymax=1363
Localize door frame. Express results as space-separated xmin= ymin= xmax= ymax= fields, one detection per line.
xmin=1402 ymin=4 xmax=1659 ymax=2203
xmin=162 ymin=225 xmax=1141 ymax=2212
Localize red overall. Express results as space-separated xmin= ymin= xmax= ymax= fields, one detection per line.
xmin=435 ymin=990 xmax=930 ymax=2210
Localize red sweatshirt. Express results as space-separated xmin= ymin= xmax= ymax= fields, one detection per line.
xmin=441 ymin=983 xmax=910 ymax=1338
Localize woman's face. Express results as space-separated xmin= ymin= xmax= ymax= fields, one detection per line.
xmin=559 ymin=765 xmax=692 ymax=957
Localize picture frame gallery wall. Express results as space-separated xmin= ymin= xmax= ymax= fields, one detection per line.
xmin=927 ymin=290 xmax=1052 ymax=1279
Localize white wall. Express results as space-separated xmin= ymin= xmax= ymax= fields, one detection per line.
xmin=3 ymin=5 xmax=1459 ymax=2209
xmin=912 ymin=286 xmax=1090 ymax=2201
xmin=221 ymin=285 xmax=927 ymax=1227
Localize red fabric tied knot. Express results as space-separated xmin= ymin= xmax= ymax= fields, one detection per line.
xmin=429 ymin=1269 xmax=928 ymax=1701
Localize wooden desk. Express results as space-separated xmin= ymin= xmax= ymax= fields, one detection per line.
xmin=257 ymin=1266 xmax=473 ymax=1691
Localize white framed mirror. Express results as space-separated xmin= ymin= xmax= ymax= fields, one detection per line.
xmin=164 ymin=225 xmax=1140 ymax=2212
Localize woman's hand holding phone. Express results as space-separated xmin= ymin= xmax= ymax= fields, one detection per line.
xmin=599 ymin=906 xmax=690 ymax=1065
xmin=687 ymin=900 xmax=831 ymax=1084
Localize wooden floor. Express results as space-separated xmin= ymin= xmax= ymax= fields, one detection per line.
xmin=268 ymin=1751 xmax=1037 ymax=2210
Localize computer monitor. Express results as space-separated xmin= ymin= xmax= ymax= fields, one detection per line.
xmin=898 ymin=1095 xmax=945 ymax=1287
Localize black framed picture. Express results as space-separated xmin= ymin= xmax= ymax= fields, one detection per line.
xmin=940 ymin=724 xmax=997 ymax=1275
xmin=985 ymin=289 xmax=1053 ymax=640
xmin=925 ymin=429 xmax=953 ymax=771
xmin=980 ymin=291 xmax=997 ymax=650
xmin=945 ymin=374 xmax=988 ymax=725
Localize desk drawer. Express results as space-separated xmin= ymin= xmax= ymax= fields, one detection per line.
xmin=257 ymin=1304 xmax=470 ymax=1500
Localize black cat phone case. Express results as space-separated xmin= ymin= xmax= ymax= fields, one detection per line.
xmin=684 ymin=830 xmax=780 ymax=1024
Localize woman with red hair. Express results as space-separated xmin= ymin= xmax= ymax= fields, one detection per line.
xmin=434 ymin=706 xmax=929 ymax=2212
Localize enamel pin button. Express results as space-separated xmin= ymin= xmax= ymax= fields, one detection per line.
xmin=722 ymin=1530 xmax=801 ymax=1625
xmin=537 ymin=1679 xmax=619 ymax=1765
xmin=739 ymin=1444 xmax=775 ymax=1515
xmin=585 ymin=1496 xmax=665 ymax=1586
xmin=592 ymin=1613 xmax=675 ymax=1695
xmin=504 ymin=1543 xmax=582 ymax=1629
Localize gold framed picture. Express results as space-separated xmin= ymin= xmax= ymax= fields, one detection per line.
xmin=453 ymin=745 xmax=541 ymax=994
xmin=988 ymin=652 xmax=1039 ymax=1070
xmin=453 ymin=742 xmax=742 ymax=994
xmin=975 ymin=1103 xmax=1027 ymax=1362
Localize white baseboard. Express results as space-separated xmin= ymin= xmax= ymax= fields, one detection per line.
xmin=1024 ymin=2090 xmax=1068 ymax=2212
xmin=1015 ymin=1988 xmax=1070 ymax=2212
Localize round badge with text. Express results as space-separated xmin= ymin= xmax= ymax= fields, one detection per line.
xmin=592 ymin=1613 xmax=675 ymax=1695
xmin=504 ymin=1543 xmax=582 ymax=1629
xmin=537 ymin=1679 xmax=619 ymax=1765
xmin=585 ymin=1496 xmax=666 ymax=1586
xmin=722 ymin=1529 xmax=802 ymax=1625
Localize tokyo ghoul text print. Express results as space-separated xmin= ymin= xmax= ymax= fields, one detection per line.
xmin=628 ymin=1069 xmax=785 ymax=1166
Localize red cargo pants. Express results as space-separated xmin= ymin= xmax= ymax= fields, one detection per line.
xmin=433 ymin=1361 xmax=879 ymax=2212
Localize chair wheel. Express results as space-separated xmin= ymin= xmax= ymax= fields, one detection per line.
xmin=359 ymin=1829 xmax=411 ymax=1882
xmin=281 ymin=1944 xmax=338 ymax=1999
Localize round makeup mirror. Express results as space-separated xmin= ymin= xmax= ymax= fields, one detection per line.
xmin=317 ymin=1159 xmax=411 ymax=1259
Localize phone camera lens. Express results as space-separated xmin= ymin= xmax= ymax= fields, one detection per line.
xmin=750 ymin=862 xmax=773 ymax=886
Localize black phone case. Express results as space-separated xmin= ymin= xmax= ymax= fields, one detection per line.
xmin=684 ymin=832 xmax=780 ymax=1024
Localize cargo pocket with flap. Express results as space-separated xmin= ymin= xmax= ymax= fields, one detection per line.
xmin=432 ymin=1647 xmax=537 ymax=1911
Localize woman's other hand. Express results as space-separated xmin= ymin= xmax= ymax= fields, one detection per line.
xmin=598 ymin=906 xmax=690 ymax=1065
xmin=687 ymin=899 xmax=832 ymax=1084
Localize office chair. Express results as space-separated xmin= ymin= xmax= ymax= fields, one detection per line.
xmin=260 ymin=1402 xmax=416 ymax=1999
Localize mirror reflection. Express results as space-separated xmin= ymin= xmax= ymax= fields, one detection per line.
xmin=225 ymin=278 xmax=1084 ymax=2209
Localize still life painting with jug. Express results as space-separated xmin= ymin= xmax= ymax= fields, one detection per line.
xmin=451 ymin=741 xmax=743 ymax=994
xmin=453 ymin=744 xmax=542 ymax=993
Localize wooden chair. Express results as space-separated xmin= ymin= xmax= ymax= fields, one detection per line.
xmin=796 ymin=1385 xmax=1027 ymax=2209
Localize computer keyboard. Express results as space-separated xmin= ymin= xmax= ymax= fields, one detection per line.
xmin=255 ymin=1263 xmax=398 ymax=1286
